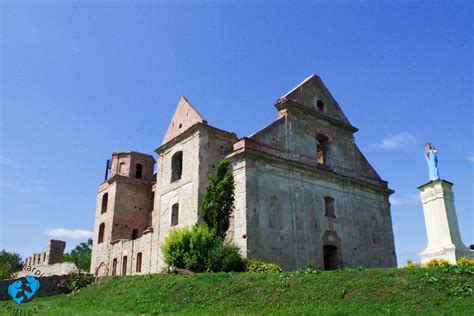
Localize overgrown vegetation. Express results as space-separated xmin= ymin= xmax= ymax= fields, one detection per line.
xmin=0 ymin=250 xmax=22 ymax=280
xmin=245 ymin=259 xmax=282 ymax=273
xmin=61 ymin=238 xmax=92 ymax=271
xmin=66 ymin=272 xmax=95 ymax=292
xmin=200 ymin=158 xmax=235 ymax=239
xmin=27 ymin=267 xmax=474 ymax=315
xmin=162 ymin=159 xmax=247 ymax=273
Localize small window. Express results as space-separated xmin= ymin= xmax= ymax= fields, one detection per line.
xmin=112 ymin=258 xmax=117 ymax=276
xmin=324 ymin=196 xmax=335 ymax=217
xmin=122 ymin=256 xmax=127 ymax=275
xmin=98 ymin=223 xmax=105 ymax=244
xmin=317 ymin=100 xmax=325 ymax=112
xmin=135 ymin=164 xmax=142 ymax=179
xmin=132 ymin=229 xmax=139 ymax=240
xmin=101 ymin=193 xmax=108 ymax=214
xmin=119 ymin=162 xmax=126 ymax=174
xmin=316 ymin=134 xmax=329 ymax=165
xmin=171 ymin=203 xmax=179 ymax=226
xmin=171 ymin=151 xmax=183 ymax=183
xmin=136 ymin=252 xmax=142 ymax=272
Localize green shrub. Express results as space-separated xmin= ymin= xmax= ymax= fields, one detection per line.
xmin=0 ymin=250 xmax=22 ymax=280
xmin=58 ymin=272 xmax=95 ymax=292
xmin=425 ymin=258 xmax=451 ymax=267
xmin=0 ymin=265 xmax=14 ymax=280
xmin=162 ymin=225 xmax=221 ymax=272
xmin=245 ymin=259 xmax=282 ymax=273
xmin=456 ymin=257 xmax=474 ymax=266
xmin=68 ymin=272 xmax=95 ymax=291
xmin=406 ymin=260 xmax=419 ymax=269
xmin=208 ymin=242 xmax=246 ymax=272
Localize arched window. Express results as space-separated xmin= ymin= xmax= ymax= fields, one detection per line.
xmin=317 ymin=100 xmax=325 ymax=112
xmin=132 ymin=229 xmax=139 ymax=240
xmin=119 ymin=162 xmax=126 ymax=174
xmin=135 ymin=164 xmax=142 ymax=179
xmin=316 ymin=134 xmax=329 ymax=165
xmin=98 ymin=223 xmax=105 ymax=244
xmin=101 ymin=193 xmax=108 ymax=214
xmin=324 ymin=196 xmax=335 ymax=217
xmin=112 ymin=258 xmax=117 ymax=276
xmin=171 ymin=203 xmax=179 ymax=226
xmin=171 ymin=151 xmax=183 ymax=183
xmin=136 ymin=253 xmax=142 ymax=273
xmin=122 ymin=256 xmax=127 ymax=275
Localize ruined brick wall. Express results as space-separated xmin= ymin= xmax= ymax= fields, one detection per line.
xmin=91 ymin=152 xmax=155 ymax=276
xmin=109 ymin=151 xmax=155 ymax=182
xmin=23 ymin=240 xmax=66 ymax=267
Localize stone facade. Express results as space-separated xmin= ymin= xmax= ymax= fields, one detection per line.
xmin=90 ymin=75 xmax=397 ymax=276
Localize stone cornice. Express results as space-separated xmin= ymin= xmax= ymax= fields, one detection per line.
xmin=155 ymin=122 xmax=237 ymax=154
xmin=227 ymin=137 xmax=392 ymax=194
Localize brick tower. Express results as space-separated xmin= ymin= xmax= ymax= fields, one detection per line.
xmin=90 ymin=151 xmax=155 ymax=275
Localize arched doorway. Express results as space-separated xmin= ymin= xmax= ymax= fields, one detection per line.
xmin=323 ymin=245 xmax=339 ymax=270
xmin=322 ymin=230 xmax=342 ymax=270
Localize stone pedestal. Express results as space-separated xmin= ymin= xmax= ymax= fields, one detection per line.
xmin=418 ymin=180 xmax=473 ymax=264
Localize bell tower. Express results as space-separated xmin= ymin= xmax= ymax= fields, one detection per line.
xmin=90 ymin=151 xmax=155 ymax=275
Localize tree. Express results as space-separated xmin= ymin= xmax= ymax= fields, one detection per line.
xmin=62 ymin=238 xmax=92 ymax=271
xmin=0 ymin=250 xmax=22 ymax=279
xmin=201 ymin=159 xmax=235 ymax=239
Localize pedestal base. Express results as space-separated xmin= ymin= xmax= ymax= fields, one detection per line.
xmin=420 ymin=246 xmax=474 ymax=264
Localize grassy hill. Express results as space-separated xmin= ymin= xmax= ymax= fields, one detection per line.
xmin=7 ymin=267 xmax=474 ymax=315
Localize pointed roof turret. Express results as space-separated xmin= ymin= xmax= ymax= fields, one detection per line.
xmin=162 ymin=96 xmax=207 ymax=145
xmin=277 ymin=75 xmax=355 ymax=130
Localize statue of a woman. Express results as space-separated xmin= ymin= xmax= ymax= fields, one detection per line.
xmin=425 ymin=143 xmax=440 ymax=181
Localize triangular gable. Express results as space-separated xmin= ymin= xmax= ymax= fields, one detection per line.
xmin=162 ymin=96 xmax=207 ymax=145
xmin=279 ymin=75 xmax=352 ymax=126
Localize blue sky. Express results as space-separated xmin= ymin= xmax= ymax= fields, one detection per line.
xmin=1 ymin=1 xmax=472 ymax=266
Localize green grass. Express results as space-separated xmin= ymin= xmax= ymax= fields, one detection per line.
xmin=3 ymin=267 xmax=473 ymax=315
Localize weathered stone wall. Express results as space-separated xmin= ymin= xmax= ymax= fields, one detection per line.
xmin=0 ymin=274 xmax=84 ymax=300
xmin=108 ymin=231 xmax=154 ymax=275
xmin=242 ymin=158 xmax=396 ymax=270
xmin=16 ymin=262 xmax=79 ymax=278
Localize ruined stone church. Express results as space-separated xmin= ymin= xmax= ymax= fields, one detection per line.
xmin=90 ymin=75 xmax=397 ymax=276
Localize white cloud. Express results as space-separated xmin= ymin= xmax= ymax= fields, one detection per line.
xmin=377 ymin=132 xmax=416 ymax=150
xmin=47 ymin=228 xmax=93 ymax=239
xmin=390 ymin=194 xmax=420 ymax=206
xmin=468 ymin=154 xmax=474 ymax=163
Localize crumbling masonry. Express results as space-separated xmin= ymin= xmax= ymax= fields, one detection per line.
xmin=91 ymin=75 xmax=397 ymax=276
